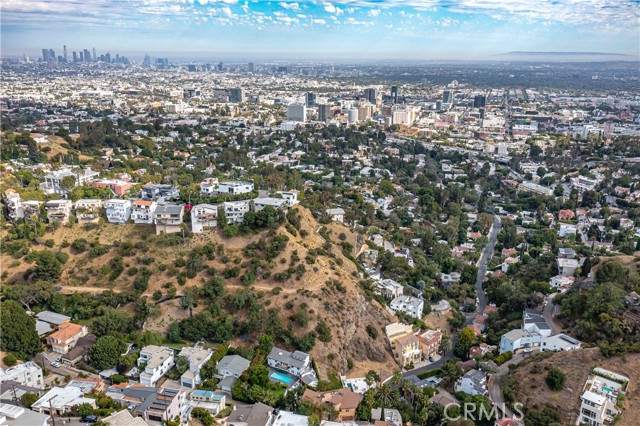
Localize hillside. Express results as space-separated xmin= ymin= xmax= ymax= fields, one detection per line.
xmin=509 ymin=348 xmax=640 ymax=425
xmin=1 ymin=206 xmax=397 ymax=379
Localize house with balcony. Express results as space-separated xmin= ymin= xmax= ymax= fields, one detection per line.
xmin=393 ymin=334 xmax=421 ymax=368
xmin=154 ymin=204 xmax=184 ymax=235
xmin=301 ymin=388 xmax=362 ymax=421
xmin=138 ymin=345 xmax=175 ymax=387
xmin=177 ymin=345 xmax=213 ymax=389
xmin=74 ymin=199 xmax=102 ymax=224
xmin=417 ymin=329 xmax=442 ymax=359
xmin=87 ymin=179 xmax=134 ymax=195
xmin=105 ymin=199 xmax=132 ymax=224
xmin=276 ymin=190 xmax=299 ymax=207
xmin=578 ymin=368 xmax=629 ymax=426
xmin=267 ymin=347 xmax=317 ymax=386
xmin=131 ymin=200 xmax=157 ymax=224
xmin=191 ymin=203 xmax=219 ymax=233
xmin=376 ymin=278 xmax=404 ymax=300
xmin=44 ymin=200 xmax=72 ymax=224
xmin=47 ymin=322 xmax=88 ymax=355
xmin=109 ymin=385 xmax=185 ymax=424
xmin=224 ymin=200 xmax=251 ymax=224
xmin=252 ymin=197 xmax=289 ymax=212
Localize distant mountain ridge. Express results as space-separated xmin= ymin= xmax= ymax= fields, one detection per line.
xmin=503 ymin=51 xmax=631 ymax=56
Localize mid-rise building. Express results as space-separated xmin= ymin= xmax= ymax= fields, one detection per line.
xmin=287 ymin=104 xmax=307 ymax=122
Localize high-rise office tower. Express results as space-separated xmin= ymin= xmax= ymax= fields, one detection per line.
xmin=218 ymin=61 xmax=223 ymax=71
xmin=48 ymin=49 xmax=56 ymax=62
xmin=105 ymin=53 xmax=111 ymax=63
xmin=364 ymin=88 xmax=377 ymax=104
xmin=92 ymin=48 xmax=97 ymax=62
xmin=443 ymin=90 xmax=454 ymax=104
xmin=248 ymin=62 xmax=255 ymax=73
xmin=42 ymin=49 xmax=49 ymax=62
xmin=188 ymin=64 xmax=197 ymax=72
xmin=83 ymin=49 xmax=91 ymax=62
xmin=287 ymin=104 xmax=307 ymax=122
xmin=228 ymin=88 xmax=244 ymax=103
xmin=72 ymin=52 xmax=78 ymax=62
xmin=63 ymin=45 xmax=68 ymax=61
xmin=79 ymin=51 xmax=84 ymax=62
xmin=318 ymin=104 xmax=330 ymax=122
xmin=390 ymin=86 xmax=398 ymax=104
xmin=473 ymin=95 xmax=486 ymax=108
xmin=305 ymin=92 xmax=316 ymax=107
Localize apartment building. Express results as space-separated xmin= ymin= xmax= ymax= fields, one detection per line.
xmin=105 ymin=199 xmax=132 ymax=223
xmin=138 ymin=346 xmax=175 ymax=387
xmin=417 ymin=329 xmax=443 ymax=359
xmin=131 ymin=200 xmax=157 ymax=224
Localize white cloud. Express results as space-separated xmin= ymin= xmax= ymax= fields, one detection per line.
xmin=279 ymin=2 xmax=301 ymax=12
xmin=368 ymin=9 xmax=380 ymax=17
xmin=312 ymin=18 xmax=327 ymax=24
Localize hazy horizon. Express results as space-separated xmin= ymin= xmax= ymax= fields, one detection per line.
xmin=2 ymin=1 xmax=639 ymax=61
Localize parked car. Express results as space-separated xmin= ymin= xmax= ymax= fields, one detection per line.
xmin=51 ymin=361 xmax=61 ymax=368
xmin=80 ymin=415 xmax=97 ymax=423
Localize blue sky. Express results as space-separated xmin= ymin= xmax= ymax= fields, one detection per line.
xmin=2 ymin=1 xmax=639 ymax=59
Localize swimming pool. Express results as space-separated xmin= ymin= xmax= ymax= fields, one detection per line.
xmin=271 ymin=372 xmax=293 ymax=384
xmin=602 ymin=386 xmax=614 ymax=393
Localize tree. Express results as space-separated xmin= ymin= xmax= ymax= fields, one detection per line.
xmin=75 ymin=402 xmax=94 ymax=418
xmin=454 ymin=327 xmax=476 ymax=360
xmin=3 ymin=354 xmax=17 ymax=367
xmin=29 ymin=250 xmax=67 ymax=281
xmin=60 ymin=175 xmax=77 ymax=193
xmin=439 ymin=335 xmax=452 ymax=355
xmin=545 ymin=368 xmax=566 ymax=391
xmin=0 ymin=301 xmax=42 ymax=359
xmin=21 ymin=393 xmax=38 ymax=408
xmin=89 ymin=336 xmax=126 ymax=370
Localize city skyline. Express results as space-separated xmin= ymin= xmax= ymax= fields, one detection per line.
xmin=2 ymin=0 xmax=639 ymax=60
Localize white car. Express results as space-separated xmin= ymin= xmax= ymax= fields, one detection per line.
xmin=51 ymin=361 xmax=61 ymax=368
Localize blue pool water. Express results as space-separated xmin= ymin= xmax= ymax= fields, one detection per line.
xmin=602 ymin=386 xmax=614 ymax=393
xmin=271 ymin=372 xmax=293 ymax=384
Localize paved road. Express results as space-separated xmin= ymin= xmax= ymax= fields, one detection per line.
xmin=402 ymin=215 xmax=501 ymax=379
xmin=474 ymin=215 xmax=501 ymax=316
xmin=487 ymin=350 xmax=537 ymax=417
xmin=542 ymin=294 xmax=563 ymax=334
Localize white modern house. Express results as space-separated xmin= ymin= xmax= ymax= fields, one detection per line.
xmin=191 ymin=204 xmax=220 ymax=233
xmin=177 ymin=346 xmax=213 ymax=389
xmin=577 ymin=368 xmax=629 ymax=426
xmin=137 ymin=346 xmax=175 ymax=387
xmin=41 ymin=167 xmax=99 ymax=195
xmin=267 ymin=347 xmax=311 ymax=377
xmin=455 ymin=369 xmax=487 ymax=396
xmin=131 ymin=200 xmax=157 ymax=224
xmin=252 ymin=197 xmax=289 ymax=212
xmin=0 ymin=361 xmax=44 ymax=389
xmin=215 ymin=181 xmax=254 ymax=195
xmin=224 ymin=200 xmax=251 ymax=224
xmin=388 ymin=295 xmax=424 ymax=319
xmin=105 ymin=199 xmax=132 ymax=224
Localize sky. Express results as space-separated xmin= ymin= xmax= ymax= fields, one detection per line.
xmin=1 ymin=0 xmax=639 ymax=60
